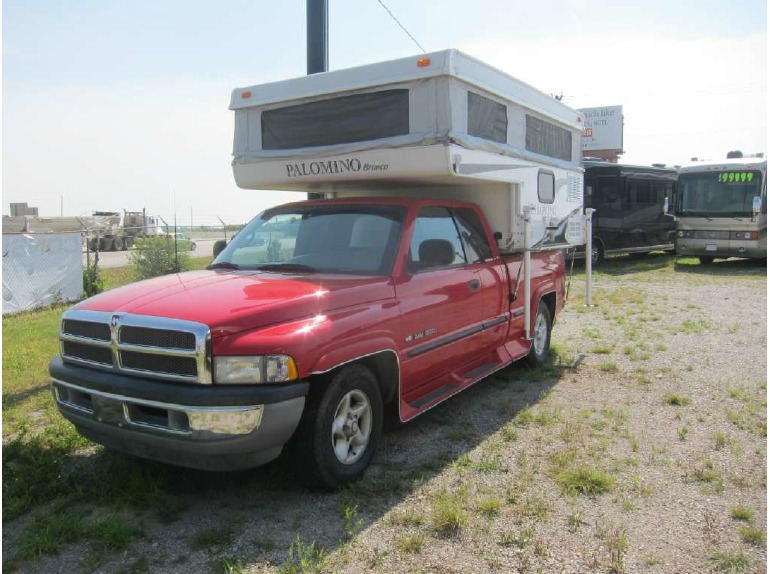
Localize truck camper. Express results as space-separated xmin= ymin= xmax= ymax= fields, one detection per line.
xmin=676 ymin=157 xmax=767 ymax=263
xmin=51 ymin=50 xmax=586 ymax=488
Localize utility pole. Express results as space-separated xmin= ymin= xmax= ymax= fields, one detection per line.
xmin=307 ymin=0 xmax=328 ymax=199
xmin=307 ymin=0 xmax=328 ymax=75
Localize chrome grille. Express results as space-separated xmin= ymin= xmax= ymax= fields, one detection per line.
xmin=60 ymin=310 xmax=211 ymax=384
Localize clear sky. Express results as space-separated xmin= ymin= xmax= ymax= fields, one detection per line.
xmin=2 ymin=0 xmax=767 ymax=226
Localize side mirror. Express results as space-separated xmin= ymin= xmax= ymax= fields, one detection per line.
xmin=213 ymin=240 xmax=227 ymax=258
xmin=752 ymin=196 xmax=762 ymax=216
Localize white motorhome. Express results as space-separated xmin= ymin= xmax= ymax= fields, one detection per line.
xmin=230 ymin=49 xmax=585 ymax=253
xmin=676 ymin=157 xmax=767 ymax=263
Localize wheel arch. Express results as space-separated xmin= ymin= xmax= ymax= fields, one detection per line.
xmin=309 ymin=349 xmax=400 ymax=415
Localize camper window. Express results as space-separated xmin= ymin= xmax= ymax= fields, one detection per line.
xmin=525 ymin=115 xmax=573 ymax=162
xmin=468 ymin=92 xmax=507 ymax=144
xmin=538 ymin=171 xmax=555 ymax=204
xmin=261 ymin=89 xmax=410 ymax=150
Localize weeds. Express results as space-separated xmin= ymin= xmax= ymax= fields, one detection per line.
xmin=555 ymin=465 xmax=615 ymax=496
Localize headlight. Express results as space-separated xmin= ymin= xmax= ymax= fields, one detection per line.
xmin=213 ymin=355 xmax=298 ymax=384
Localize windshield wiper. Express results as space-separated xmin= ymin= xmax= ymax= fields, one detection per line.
xmin=207 ymin=262 xmax=240 ymax=270
xmin=255 ymin=263 xmax=317 ymax=273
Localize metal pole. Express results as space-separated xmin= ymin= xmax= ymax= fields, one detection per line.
xmin=306 ymin=0 xmax=328 ymax=75
xmin=584 ymin=208 xmax=595 ymax=307
xmin=523 ymin=205 xmax=532 ymax=340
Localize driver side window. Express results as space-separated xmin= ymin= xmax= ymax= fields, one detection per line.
xmin=408 ymin=207 xmax=465 ymax=273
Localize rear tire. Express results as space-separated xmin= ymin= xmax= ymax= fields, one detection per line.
xmin=293 ymin=365 xmax=383 ymax=489
xmin=527 ymin=300 xmax=552 ymax=367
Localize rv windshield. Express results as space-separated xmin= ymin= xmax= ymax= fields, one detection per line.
xmin=677 ymin=171 xmax=763 ymax=217
xmin=209 ymin=204 xmax=405 ymax=276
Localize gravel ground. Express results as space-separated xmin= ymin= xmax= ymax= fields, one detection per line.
xmin=7 ymin=256 xmax=767 ymax=574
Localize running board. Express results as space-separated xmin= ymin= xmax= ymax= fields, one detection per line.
xmin=407 ymin=362 xmax=500 ymax=410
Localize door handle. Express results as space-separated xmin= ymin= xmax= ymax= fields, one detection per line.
xmin=468 ymin=279 xmax=480 ymax=292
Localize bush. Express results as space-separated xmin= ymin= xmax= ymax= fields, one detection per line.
xmin=129 ymin=237 xmax=192 ymax=280
xmin=82 ymin=264 xmax=105 ymax=297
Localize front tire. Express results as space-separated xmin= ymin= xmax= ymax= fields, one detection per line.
xmin=527 ymin=300 xmax=552 ymax=367
xmin=294 ymin=365 xmax=383 ymax=489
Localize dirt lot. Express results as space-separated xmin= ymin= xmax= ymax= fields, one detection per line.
xmin=5 ymin=256 xmax=767 ymax=573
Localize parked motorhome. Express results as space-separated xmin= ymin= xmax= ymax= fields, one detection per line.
xmin=51 ymin=50 xmax=586 ymax=487
xmin=579 ymin=160 xmax=678 ymax=264
xmin=676 ymin=157 xmax=767 ymax=264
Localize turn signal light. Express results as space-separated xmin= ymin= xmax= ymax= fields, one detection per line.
xmin=241 ymin=91 xmax=252 ymax=99
xmin=416 ymin=58 xmax=431 ymax=68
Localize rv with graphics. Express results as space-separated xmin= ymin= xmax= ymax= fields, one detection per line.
xmin=50 ymin=50 xmax=585 ymax=487
xmin=676 ymin=156 xmax=767 ymax=264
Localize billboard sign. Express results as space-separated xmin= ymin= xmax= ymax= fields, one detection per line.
xmin=579 ymin=105 xmax=623 ymax=151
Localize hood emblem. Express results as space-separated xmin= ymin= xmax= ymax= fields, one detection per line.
xmin=110 ymin=314 xmax=120 ymax=328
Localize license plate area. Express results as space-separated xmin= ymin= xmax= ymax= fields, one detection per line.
xmin=706 ymin=244 xmax=717 ymax=251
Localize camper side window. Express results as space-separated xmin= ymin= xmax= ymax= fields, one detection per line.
xmin=538 ymin=171 xmax=555 ymax=204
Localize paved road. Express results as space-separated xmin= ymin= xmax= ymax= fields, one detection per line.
xmin=83 ymin=239 xmax=218 ymax=269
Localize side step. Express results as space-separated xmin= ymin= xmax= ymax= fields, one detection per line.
xmin=407 ymin=361 xmax=500 ymax=410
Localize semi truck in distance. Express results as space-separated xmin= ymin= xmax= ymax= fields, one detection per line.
xmin=50 ymin=50 xmax=586 ymax=488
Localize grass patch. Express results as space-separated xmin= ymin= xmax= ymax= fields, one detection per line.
xmin=707 ymin=549 xmax=751 ymax=573
xmin=554 ymin=465 xmax=615 ymax=496
xmin=598 ymin=362 xmax=620 ymax=374
xmin=396 ymin=532 xmax=426 ymax=554
xmin=430 ymin=489 xmax=467 ymax=536
xmin=279 ymin=535 xmax=327 ymax=574
xmin=664 ymin=393 xmax=692 ymax=406
xmin=737 ymin=526 xmax=765 ymax=546
xmin=730 ymin=506 xmax=755 ymax=522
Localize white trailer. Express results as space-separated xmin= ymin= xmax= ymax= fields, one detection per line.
xmin=230 ymin=49 xmax=585 ymax=253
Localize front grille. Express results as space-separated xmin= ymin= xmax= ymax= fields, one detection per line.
xmin=60 ymin=310 xmax=211 ymax=384
xmin=62 ymin=341 xmax=113 ymax=366
xmin=120 ymin=326 xmax=196 ymax=350
xmin=62 ymin=319 xmax=111 ymax=341
xmin=693 ymin=230 xmax=730 ymax=240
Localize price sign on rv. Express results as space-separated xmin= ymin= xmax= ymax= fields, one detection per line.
xmin=717 ymin=172 xmax=754 ymax=184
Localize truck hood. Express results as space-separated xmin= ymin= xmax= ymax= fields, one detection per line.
xmin=75 ymin=270 xmax=396 ymax=338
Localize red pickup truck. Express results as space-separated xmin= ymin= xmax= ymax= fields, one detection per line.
xmin=50 ymin=196 xmax=565 ymax=488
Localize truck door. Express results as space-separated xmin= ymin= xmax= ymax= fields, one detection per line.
xmin=396 ymin=206 xmax=508 ymax=406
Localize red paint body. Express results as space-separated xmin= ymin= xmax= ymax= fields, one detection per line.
xmin=75 ymin=197 xmax=566 ymax=421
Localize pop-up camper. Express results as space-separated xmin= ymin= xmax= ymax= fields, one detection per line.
xmin=230 ymin=49 xmax=585 ymax=253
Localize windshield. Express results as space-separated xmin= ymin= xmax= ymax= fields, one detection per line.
xmin=210 ymin=204 xmax=405 ymax=275
xmin=677 ymin=170 xmax=763 ymax=217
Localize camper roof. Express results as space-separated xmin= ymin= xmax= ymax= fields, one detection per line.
xmin=230 ymin=49 xmax=582 ymax=130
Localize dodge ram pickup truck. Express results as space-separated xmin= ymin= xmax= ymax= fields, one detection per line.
xmin=50 ymin=196 xmax=565 ymax=488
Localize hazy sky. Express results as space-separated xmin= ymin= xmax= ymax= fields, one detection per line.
xmin=2 ymin=0 xmax=767 ymax=225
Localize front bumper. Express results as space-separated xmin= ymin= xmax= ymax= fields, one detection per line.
xmin=49 ymin=355 xmax=309 ymax=471
xmin=676 ymin=238 xmax=766 ymax=259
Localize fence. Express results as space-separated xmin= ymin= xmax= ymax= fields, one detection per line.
xmin=2 ymin=232 xmax=83 ymax=315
